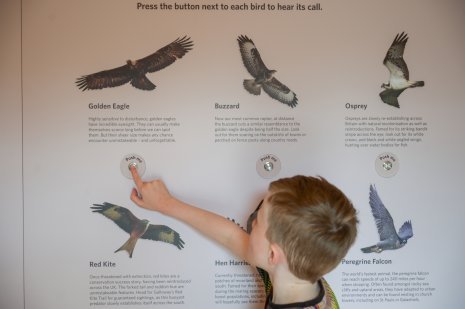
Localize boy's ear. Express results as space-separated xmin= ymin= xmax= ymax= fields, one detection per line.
xmin=268 ymin=243 xmax=286 ymax=265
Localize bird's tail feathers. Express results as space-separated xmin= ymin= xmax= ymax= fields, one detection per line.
xmin=410 ymin=81 xmax=425 ymax=88
xmin=360 ymin=245 xmax=380 ymax=253
xmin=131 ymin=76 xmax=156 ymax=91
xmin=115 ymin=237 xmax=137 ymax=258
xmin=243 ymin=79 xmax=261 ymax=95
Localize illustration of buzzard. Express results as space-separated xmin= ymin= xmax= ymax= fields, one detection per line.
xmin=361 ymin=185 xmax=413 ymax=253
xmin=76 ymin=36 xmax=193 ymax=91
xmin=380 ymin=32 xmax=424 ymax=108
xmin=238 ymin=35 xmax=298 ymax=108
xmin=91 ymin=202 xmax=184 ymax=257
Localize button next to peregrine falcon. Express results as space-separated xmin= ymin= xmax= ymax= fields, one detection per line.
xmin=375 ymin=152 xmax=399 ymax=178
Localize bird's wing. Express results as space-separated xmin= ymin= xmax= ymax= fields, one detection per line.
xmin=262 ymin=77 xmax=298 ymax=108
xmin=379 ymin=88 xmax=405 ymax=108
xmin=243 ymin=79 xmax=262 ymax=95
xmin=76 ymin=64 xmax=133 ymax=91
xmin=398 ymin=220 xmax=413 ymax=241
xmin=135 ymin=36 xmax=193 ymax=73
xmin=141 ymin=224 xmax=185 ymax=249
xmin=91 ymin=203 xmax=139 ymax=234
xmin=369 ymin=185 xmax=397 ymax=241
xmin=130 ymin=75 xmax=156 ymax=91
xmin=238 ymin=35 xmax=269 ymax=78
xmin=383 ymin=32 xmax=410 ymax=81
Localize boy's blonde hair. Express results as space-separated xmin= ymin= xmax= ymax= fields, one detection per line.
xmin=266 ymin=175 xmax=357 ymax=283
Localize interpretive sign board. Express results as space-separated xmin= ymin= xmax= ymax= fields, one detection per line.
xmin=17 ymin=0 xmax=465 ymax=308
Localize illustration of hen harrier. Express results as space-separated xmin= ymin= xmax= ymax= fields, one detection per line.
xmin=238 ymin=35 xmax=298 ymax=108
xmin=91 ymin=202 xmax=184 ymax=257
xmin=380 ymin=32 xmax=424 ymax=108
xmin=76 ymin=36 xmax=193 ymax=91
xmin=361 ymin=185 xmax=413 ymax=253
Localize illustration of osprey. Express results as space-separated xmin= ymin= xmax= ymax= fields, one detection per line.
xmin=361 ymin=185 xmax=413 ymax=253
xmin=91 ymin=203 xmax=184 ymax=257
xmin=380 ymin=32 xmax=424 ymax=108
xmin=238 ymin=35 xmax=298 ymax=108
xmin=76 ymin=36 xmax=193 ymax=91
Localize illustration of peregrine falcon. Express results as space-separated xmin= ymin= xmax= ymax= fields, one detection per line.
xmin=361 ymin=185 xmax=413 ymax=253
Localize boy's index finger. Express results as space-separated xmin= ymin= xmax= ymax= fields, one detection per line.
xmin=130 ymin=165 xmax=143 ymax=188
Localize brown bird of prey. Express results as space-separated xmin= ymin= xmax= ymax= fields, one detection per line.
xmin=238 ymin=35 xmax=298 ymax=108
xmin=91 ymin=202 xmax=184 ymax=258
xmin=380 ymin=32 xmax=424 ymax=108
xmin=76 ymin=36 xmax=193 ymax=91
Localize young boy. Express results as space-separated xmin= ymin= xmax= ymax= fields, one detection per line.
xmin=130 ymin=167 xmax=357 ymax=308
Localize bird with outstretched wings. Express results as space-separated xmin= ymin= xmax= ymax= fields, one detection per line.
xmin=238 ymin=35 xmax=298 ymax=108
xmin=380 ymin=32 xmax=424 ymax=108
xmin=361 ymin=185 xmax=413 ymax=253
xmin=76 ymin=36 xmax=193 ymax=91
xmin=91 ymin=202 xmax=184 ymax=258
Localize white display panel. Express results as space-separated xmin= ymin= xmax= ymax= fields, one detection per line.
xmin=16 ymin=0 xmax=465 ymax=308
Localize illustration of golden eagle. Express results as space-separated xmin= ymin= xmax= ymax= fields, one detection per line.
xmin=76 ymin=36 xmax=193 ymax=91
xmin=238 ymin=35 xmax=298 ymax=108
xmin=91 ymin=202 xmax=184 ymax=258
xmin=380 ymin=32 xmax=424 ymax=108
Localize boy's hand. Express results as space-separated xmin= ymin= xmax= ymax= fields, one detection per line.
xmin=130 ymin=166 xmax=173 ymax=214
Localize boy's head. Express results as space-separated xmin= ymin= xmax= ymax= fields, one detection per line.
xmin=265 ymin=175 xmax=357 ymax=283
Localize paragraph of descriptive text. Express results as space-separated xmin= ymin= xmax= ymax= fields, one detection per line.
xmin=89 ymin=273 xmax=191 ymax=307
xmin=88 ymin=116 xmax=180 ymax=144
xmin=340 ymin=271 xmax=435 ymax=304
xmin=214 ymin=272 xmax=265 ymax=305
xmin=344 ymin=116 xmax=428 ymax=148
xmin=214 ymin=116 xmax=306 ymax=143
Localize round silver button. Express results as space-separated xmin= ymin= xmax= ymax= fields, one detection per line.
xmin=120 ymin=154 xmax=146 ymax=179
xmin=264 ymin=161 xmax=274 ymax=172
xmin=375 ymin=152 xmax=399 ymax=178
xmin=256 ymin=154 xmax=281 ymax=179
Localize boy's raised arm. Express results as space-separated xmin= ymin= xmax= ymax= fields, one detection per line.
xmin=130 ymin=166 xmax=250 ymax=262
